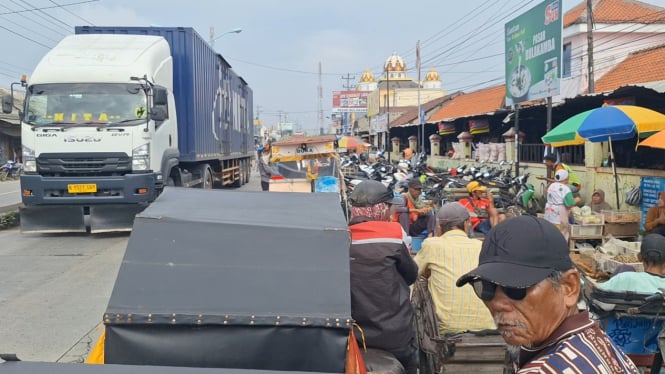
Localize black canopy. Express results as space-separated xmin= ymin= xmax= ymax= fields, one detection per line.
xmin=0 ymin=362 xmax=333 ymax=374
xmin=104 ymin=188 xmax=352 ymax=372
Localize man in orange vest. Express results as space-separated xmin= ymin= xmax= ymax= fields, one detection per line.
xmin=393 ymin=179 xmax=436 ymax=237
xmin=459 ymin=181 xmax=504 ymax=235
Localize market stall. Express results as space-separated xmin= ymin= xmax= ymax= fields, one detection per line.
xmin=569 ymin=208 xmax=640 ymax=249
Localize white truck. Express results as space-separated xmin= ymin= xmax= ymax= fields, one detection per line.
xmin=1 ymin=26 xmax=254 ymax=233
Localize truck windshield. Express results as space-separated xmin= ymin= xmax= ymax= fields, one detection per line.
xmin=24 ymin=83 xmax=147 ymax=126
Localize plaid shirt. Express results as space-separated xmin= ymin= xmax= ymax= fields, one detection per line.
xmin=517 ymin=311 xmax=638 ymax=373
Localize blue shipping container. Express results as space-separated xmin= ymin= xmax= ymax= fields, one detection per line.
xmin=74 ymin=26 xmax=254 ymax=162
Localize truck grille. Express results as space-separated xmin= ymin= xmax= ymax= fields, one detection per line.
xmin=37 ymin=152 xmax=131 ymax=176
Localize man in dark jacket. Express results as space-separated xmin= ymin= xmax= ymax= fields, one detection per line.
xmin=347 ymin=180 xmax=419 ymax=374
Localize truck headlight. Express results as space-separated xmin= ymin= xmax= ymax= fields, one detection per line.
xmin=132 ymin=144 xmax=150 ymax=171
xmin=22 ymin=145 xmax=36 ymax=172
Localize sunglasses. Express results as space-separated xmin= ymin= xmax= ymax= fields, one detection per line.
xmin=471 ymin=279 xmax=529 ymax=301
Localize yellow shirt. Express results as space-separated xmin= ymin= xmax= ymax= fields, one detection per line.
xmin=414 ymin=230 xmax=495 ymax=334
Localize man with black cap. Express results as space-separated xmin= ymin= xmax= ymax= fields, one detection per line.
xmin=414 ymin=202 xmax=495 ymax=334
xmin=347 ymin=180 xmax=419 ymax=374
xmin=392 ymin=178 xmax=436 ymax=237
xmin=456 ymin=216 xmax=638 ymax=373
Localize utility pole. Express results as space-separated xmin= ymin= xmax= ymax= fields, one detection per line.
xmin=318 ymin=62 xmax=323 ymax=135
xmin=209 ymin=27 xmax=215 ymax=48
xmin=341 ymin=73 xmax=355 ymax=136
xmin=341 ymin=73 xmax=355 ymax=90
xmin=586 ymin=0 xmax=595 ymax=93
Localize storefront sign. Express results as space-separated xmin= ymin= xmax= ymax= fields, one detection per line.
xmin=469 ymin=119 xmax=489 ymax=135
xmin=505 ymin=0 xmax=562 ymax=105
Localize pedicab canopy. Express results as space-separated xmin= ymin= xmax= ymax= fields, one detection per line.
xmin=103 ymin=188 xmax=352 ymax=372
xmin=0 ymin=361 xmax=329 ymax=374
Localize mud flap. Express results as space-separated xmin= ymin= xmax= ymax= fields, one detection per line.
xmin=89 ymin=204 xmax=146 ymax=233
xmin=20 ymin=205 xmax=86 ymax=234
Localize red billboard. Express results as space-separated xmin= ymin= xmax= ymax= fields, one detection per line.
xmin=332 ymin=91 xmax=371 ymax=113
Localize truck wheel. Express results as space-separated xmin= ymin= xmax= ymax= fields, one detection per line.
xmin=244 ymin=159 xmax=251 ymax=183
xmin=239 ymin=159 xmax=246 ymax=186
xmin=198 ymin=165 xmax=213 ymax=189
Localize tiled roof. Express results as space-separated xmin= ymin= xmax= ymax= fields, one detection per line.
xmin=594 ymin=44 xmax=665 ymax=92
xmin=564 ymin=0 xmax=665 ymax=27
xmin=390 ymin=92 xmax=462 ymax=127
xmin=428 ymin=85 xmax=505 ymax=122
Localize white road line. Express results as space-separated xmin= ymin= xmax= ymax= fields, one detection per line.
xmin=0 ymin=191 xmax=19 ymax=196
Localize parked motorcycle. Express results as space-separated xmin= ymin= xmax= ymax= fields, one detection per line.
xmin=0 ymin=160 xmax=23 ymax=181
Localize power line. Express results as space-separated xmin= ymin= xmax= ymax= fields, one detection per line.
xmin=49 ymin=0 xmax=94 ymax=25
xmin=11 ymin=0 xmax=72 ymax=33
xmin=0 ymin=0 xmax=99 ymax=15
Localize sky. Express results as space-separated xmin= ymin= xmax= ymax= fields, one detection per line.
xmin=3 ymin=0 xmax=665 ymax=133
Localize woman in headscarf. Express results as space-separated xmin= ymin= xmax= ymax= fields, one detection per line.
xmin=645 ymin=191 xmax=665 ymax=236
xmin=590 ymin=189 xmax=612 ymax=213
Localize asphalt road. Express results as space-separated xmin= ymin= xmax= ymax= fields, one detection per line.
xmin=0 ymin=170 xmax=262 ymax=363
xmin=0 ymin=179 xmax=20 ymax=213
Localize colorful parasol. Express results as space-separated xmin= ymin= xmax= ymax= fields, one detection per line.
xmin=542 ymin=105 xmax=665 ymax=209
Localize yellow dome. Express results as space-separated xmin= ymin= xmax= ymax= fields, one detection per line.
xmin=424 ymin=67 xmax=440 ymax=81
xmin=359 ymin=68 xmax=376 ymax=83
xmin=384 ymin=52 xmax=407 ymax=72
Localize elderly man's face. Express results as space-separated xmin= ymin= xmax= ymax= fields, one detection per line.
xmin=480 ymin=270 xmax=580 ymax=347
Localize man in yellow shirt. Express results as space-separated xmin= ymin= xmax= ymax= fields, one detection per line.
xmin=414 ymin=202 xmax=495 ymax=334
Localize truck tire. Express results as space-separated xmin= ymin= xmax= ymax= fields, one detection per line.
xmin=198 ymin=164 xmax=213 ymax=189
xmin=244 ymin=159 xmax=251 ymax=183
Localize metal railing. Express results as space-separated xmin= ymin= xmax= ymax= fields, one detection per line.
xmin=520 ymin=143 xmax=585 ymax=165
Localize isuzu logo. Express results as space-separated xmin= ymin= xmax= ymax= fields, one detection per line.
xmin=64 ymin=135 xmax=102 ymax=143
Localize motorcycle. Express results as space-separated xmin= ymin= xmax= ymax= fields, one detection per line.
xmin=0 ymin=160 xmax=23 ymax=181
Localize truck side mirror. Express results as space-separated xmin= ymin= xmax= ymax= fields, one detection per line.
xmin=153 ymin=87 xmax=168 ymax=106
xmin=1 ymin=94 xmax=12 ymax=114
xmin=151 ymin=105 xmax=168 ymax=122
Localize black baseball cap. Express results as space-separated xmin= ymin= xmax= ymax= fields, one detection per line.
xmin=348 ymin=180 xmax=403 ymax=207
xmin=641 ymin=234 xmax=665 ymax=260
xmin=456 ymin=216 xmax=573 ymax=289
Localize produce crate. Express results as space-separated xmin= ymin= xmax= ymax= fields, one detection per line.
xmin=597 ymin=256 xmax=644 ymax=273
xmin=601 ymin=210 xmax=640 ymax=223
xmin=570 ymin=224 xmax=603 ymax=238
xmin=604 ymin=222 xmax=639 ymax=237
xmin=573 ymin=212 xmax=604 ymax=225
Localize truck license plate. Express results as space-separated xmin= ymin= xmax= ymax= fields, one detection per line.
xmin=68 ymin=184 xmax=97 ymax=193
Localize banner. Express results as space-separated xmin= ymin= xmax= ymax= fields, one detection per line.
xmin=438 ymin=122 xmax=455 ymax=136
xmin=469 ymin=119 xmax=489 ymax=135
xmin=505 ymin=0 xmax=562 ymax=105
xmin=332 ymin=91 xmax=371 ymax=113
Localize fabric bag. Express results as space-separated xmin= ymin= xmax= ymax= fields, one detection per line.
xmin=625 ymin=187 xmax=642 ymax=206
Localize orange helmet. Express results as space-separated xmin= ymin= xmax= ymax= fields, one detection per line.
xmin=466 ymin=181 xmax=487 ymax=193
xmin=403 ymin=148 xmax=413 ymax=160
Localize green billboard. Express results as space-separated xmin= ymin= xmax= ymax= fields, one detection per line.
xmin=505 ymin=0 xmax=562 ymax=106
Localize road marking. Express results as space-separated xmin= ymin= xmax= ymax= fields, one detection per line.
xmin=0 ymin=190 xmax=19 ymax=196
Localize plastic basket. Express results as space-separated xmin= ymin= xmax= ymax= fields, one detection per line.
xmin=597 ymin=256 xmax=643 ymax=273
xmin=573 ymin=212 xmax=604 ymax=225
xmin=601 ymin=210 xmax=640 ymax=223
xmin=570 ymin=224 xmax=603 ymax=238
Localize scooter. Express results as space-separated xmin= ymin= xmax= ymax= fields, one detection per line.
xmin=0 ymin=160 xmax=23 ymax=181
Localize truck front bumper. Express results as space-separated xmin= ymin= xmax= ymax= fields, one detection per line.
xmin=20 ymin=173 xmax=158 ymax=205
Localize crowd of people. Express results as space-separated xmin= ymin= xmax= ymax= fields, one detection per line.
xmin=346 ymin=175 xmax=665 ymax=373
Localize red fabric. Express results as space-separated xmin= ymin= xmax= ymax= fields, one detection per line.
xmin=350 ymin=221 xmax=404 ymax=242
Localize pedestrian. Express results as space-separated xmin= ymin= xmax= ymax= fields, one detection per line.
xmin=392 ymin=178 xmax=436 ymax=237
xmin=257 ymin=146 xmax=273 ymax=191
xmin=645 ymin=191 xmax=665 ymax=236
xmin=542 ymin=153 xmax=582 ymax=193
xmin=543 ymin=169 xmax=576 ymax=241
xmin=414 ymin=202 xmax=495 ymax=335
xmin=456 ymin=216 xmax=639 ymax=373
xmin=348 ymin=180 xmax=419 ymax=374
xmin=458 ymin=181 xmax=504 ymax=236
